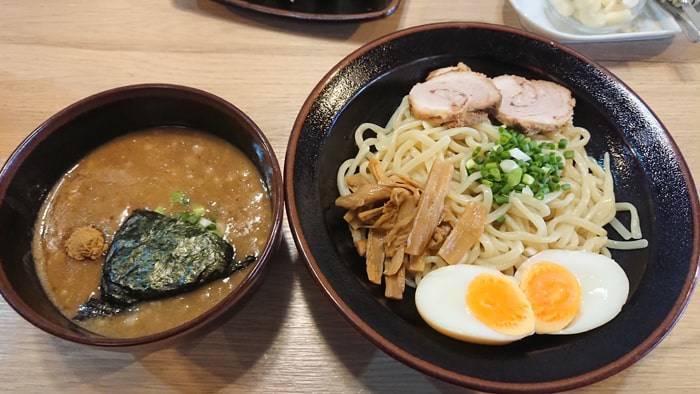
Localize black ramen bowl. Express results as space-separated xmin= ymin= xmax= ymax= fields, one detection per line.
xmin=0 ymin=84 xmax=284 ymax=348
xmin=285 ymin=23 xmax=699 ymax=392
xmin=215 ymin=0 xmax=402 ymax=21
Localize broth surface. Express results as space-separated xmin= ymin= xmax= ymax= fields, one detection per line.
xmin=32 ymin=128 xmax=272 ymax=338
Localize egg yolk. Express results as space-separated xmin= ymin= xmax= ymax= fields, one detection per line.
xmin=519 ymin=261 xmax=581 ymax=334
xmin=466 ymin=273 xmax=534 ymax=336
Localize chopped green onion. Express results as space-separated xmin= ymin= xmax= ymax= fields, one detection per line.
xmin=494 ymin=195 xmax=509 ymax=205
xmin=564 ymin=150 xmax=574 ymax=159
xmin=198 ymin=217 xmax=214 ymax=228
xmin=509 ymin=147 xmax=531 ymax=162
xmin=562 ymin=183 xmax=572 ymax=191
xmin=155 ymin=206 xmax=167 ymax=214
xmin=506 ymin=167 xmax=523 ymax=187
xmin=495 ymin=215 xmax=506 ymax=224
xmin=475 ymin=127 xmax=571 ymax=200
xmin=192 ymin=204 xmax=206 ymax=217
xmin=499 ymin=159 xmax=518 ymax=173
xmin=177 ymin=211 xmax=200 ymax=224
xmin=170 ymin=191 xmax=190 ymax=205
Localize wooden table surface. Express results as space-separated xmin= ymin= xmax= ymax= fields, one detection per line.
xmin=1 ymin=1 xmax=699 ymax=392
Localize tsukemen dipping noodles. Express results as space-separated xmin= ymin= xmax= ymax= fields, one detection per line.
xmin=336 ymin=64 xmax=648 ymax=344
xmin=32 ymin=128 xmax=272 ymax=338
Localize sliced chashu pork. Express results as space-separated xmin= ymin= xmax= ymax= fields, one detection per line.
xmin=409 ymin=63 xmax=502 ymax=127
xmin=493 ymin=75 xmax=575 ymax=134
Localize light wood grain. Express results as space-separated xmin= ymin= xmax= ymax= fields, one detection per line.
xmin=1 ymin=1 xmax=699 ymax=392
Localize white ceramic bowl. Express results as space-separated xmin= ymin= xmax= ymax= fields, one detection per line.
xmin=546 ymin=0 xmax=649 ymax=34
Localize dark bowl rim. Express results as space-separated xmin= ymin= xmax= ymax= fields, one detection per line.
xmin=214 ymin=0 xmax=402 ymax=21
xmin=0 ymin=83 xmax=285 ymax=347
xmin=284 ymin=22 xmax=700 ymax=392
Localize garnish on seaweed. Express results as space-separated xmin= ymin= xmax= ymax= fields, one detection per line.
xmin=75 ymin=210 xmax=254 ymax=320
xmin=162 ymin=191 xmax=224 ymax=237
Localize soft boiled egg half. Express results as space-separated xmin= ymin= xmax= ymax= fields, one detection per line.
xmin=515 ymin=250 xmax=629 ymax=335
xmin=415 ymin=250 xmax=629 ymax=344
xmin=415 ymin=265 xmax=536 ymax=345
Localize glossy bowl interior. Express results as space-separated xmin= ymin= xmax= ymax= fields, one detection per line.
xmin=0 ymin=84 xmax=284 ymax=348
xmin=286 ymin=22 xmax=699 ymax=392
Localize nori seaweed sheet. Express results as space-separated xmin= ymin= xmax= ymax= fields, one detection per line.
xmin=75 ymin=210 xmax=255 ymax=320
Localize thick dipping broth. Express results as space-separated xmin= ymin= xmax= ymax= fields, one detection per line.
xmin=32 ymin=128 xmax=272 ymax=338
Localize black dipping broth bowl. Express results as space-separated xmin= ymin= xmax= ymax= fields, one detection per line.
xmin=0 ymin=84 xmax=284 ymax=348
xmin=285 ymin=23 xmax=700 ymax=392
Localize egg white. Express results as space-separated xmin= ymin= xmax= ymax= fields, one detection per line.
xmin=516 ymin=250 xmax=629 ymax=335
xmin=415 ymin=264 xmax=534 ymax=345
